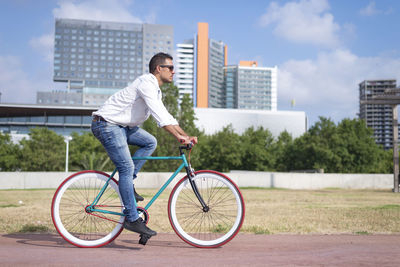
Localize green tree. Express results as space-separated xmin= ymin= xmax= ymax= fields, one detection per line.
xmin=281 ymin=118 xmax=336 ymax=172
xmin=69 ymin=132 xmax=113 ymax=171
xmin=272 ymin=130 xmax=293 ymax=171
xmin=178 ymin=94 xmax=199 ymax=135
xmin=283 ymin=117 xmax=391 ymax=173
xmin=336 ymin=118 xmax=389 ymax=173
xmin=19 ymin=128 xmax=65 ymax=171
xmin=0 ymin=132 xmax=20 ymax=171
xmin=196 ymin=125 xmax=242 ymax=172
xmin=379 ymin=148 xmax=396 ymax=173
xmin=239 ymin=127 xmax=276 ymax=171
xmin=161 ymin=82 xmax=179 ymax=118
xmin=177 ymin=93 xmax=203 ymax=169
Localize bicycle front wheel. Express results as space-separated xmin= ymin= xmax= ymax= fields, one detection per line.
xmin=168 ymin=170 xmax=245 ymax=248
xmin=51 ymin=170 xmax=124 ymax=248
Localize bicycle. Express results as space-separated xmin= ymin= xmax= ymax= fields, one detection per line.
xmin=51 ymin=144 xmax=245 ymax=248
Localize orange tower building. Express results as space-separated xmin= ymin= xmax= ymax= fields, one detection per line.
xmin=196 ymin=22 xmax=209 ymax=108
xmin=195 ymin=22 xmax=227 ymax=108
xmin=175 ymin=22 xmax=227 ymax=108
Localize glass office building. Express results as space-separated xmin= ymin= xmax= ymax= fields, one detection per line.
xmin=223 ymin=62 xmax=277 ymax=111
xmin=0 ymin=104 xmax=94 ymax=138
xmin=224 ymin=66 xmax=237 ymax=109
xmin=208 ymin=39 xmax=226 ymax=108
xmin=51 ymin=18 xmax=173 ymax=106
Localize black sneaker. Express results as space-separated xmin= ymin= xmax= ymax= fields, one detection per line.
xmin=134 ymin=188 xmax=144 ymax=202
xmin=123 ymin=218 xmax=157 ymax=236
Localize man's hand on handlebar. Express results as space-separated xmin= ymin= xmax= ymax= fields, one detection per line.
xmin=163 ymin=125 xmax=197 ymax=147
xmin=189 ymin=136 xmax=198 ymax=145
xmin=179 ymin=136 xmax=198 ymax=145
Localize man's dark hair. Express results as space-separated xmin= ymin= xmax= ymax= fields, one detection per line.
xmin=149 ymin=52 xmax=173 ymax=74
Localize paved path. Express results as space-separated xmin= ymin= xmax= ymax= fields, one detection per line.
xmin=0 ymin=233 xmax=399 ymax=266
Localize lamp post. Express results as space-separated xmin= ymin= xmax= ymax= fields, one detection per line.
xmin=64 ymin=136 xmax=72 ymax=173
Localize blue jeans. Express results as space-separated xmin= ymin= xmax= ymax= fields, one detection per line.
xmin=91 ymin=120 xmax=157 ymax=222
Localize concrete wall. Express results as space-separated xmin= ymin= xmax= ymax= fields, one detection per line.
xmin=0 ymin=171 xmax=394 ymax=190
xmin=229 ymin=171 xmax=393 ymax=189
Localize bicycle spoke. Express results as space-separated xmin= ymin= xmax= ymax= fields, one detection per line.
xmin=52 ymin=171 xmax=124 ymax=247
xmin=169 ymin=171 xmax=244 ymax=247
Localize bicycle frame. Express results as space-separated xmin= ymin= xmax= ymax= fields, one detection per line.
xmin=86 ymin=147 xmax=207 ymax=217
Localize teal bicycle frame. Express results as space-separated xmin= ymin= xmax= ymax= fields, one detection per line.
xmin=85 ymin=148 xmax=203 ymax=218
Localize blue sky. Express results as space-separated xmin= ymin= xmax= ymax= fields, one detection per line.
xmin=1 ymin=0 xmax=400 ymax=126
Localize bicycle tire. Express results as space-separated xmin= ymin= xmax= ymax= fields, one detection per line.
xmin=168 ymin=170 xmax=245 ymax=248
xmin=51 ymin=170 xmax=124 ymax=248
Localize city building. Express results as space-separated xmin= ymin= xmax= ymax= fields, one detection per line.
xmin=176 ymin=23 xmax=278 ymax=111
xmin=196 ymin=22 xmax=227 ymax=108
xmin=359 ymin=79 xmax=397 ymax=149
xmin=176 ymin=22 xmax=227 ymax=108
xmin=207 ymin=38 xmax=227 ymax=108
xmin=42 ymin=18 xmax=174 ymax=106
xmin=224 ymin=65 xmax=237 ymax=109
xmin=37 ymin=91 xmax=83 ymax=106
xmin=175 ymin=41 xmax=195 ymax=102
xmin=0 ymin=103 xmax=93 ymax=139
xmin=224 ymin=61 xmax=277 ymax=111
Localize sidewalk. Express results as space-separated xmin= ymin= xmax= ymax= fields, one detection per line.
xmin=1 ymin=233 xmax=399 ymax=266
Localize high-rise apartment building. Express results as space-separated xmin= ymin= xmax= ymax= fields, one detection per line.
xmin=176 ymin=23 xmax=278 ymax=111
xmin=175 ymin=23 xmax=227 ymax=108
xmin=224 ymin=61 xmax=277 ymax=111
xmin=175 ymin=41 xmax=195 ymax=101
xmin=51 ymin=18 xmax=173 ymax=106
xmin=359 ymin=79 xmax=397 ymax=149
xmin=196 ymin=22 xmax=227 ymax=108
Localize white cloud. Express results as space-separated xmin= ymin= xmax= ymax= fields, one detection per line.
xmin=144 ymin=10 xmax=157 ymax=24
xmin=29 ymin=34 xmax=54 ymax=62
xmin=0 ymin=54 xmax=65 ymax=103
xmin=53 ymin=0 xmax=143 ymax=23
xmin=259 ymin=0 xmax=399 ymax=125
xmin=278 ymin=49 xmax=400 ymax=123
xmin=259 ymin=0 xmax=341 ymax=48
xmin=359 ymin=1 xmax=380 ymax=16
xmin=359 ymin=1 xmax=394 ymax=16
xmin=0 ymin=56 xmax=39 ymax=103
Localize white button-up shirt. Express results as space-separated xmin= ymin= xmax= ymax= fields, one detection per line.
xmin=93 ymin=73 xmax=178 ymax=128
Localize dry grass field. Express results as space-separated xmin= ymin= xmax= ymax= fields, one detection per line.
xmin=0 ymin=188 xmax=399 ymax=235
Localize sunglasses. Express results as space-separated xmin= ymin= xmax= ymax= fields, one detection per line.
xmin=160 ymin=65 xmax=174 ymax=71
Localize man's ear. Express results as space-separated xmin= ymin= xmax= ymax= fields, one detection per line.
xmin=154 ymin=65 xmax=160 ymax=74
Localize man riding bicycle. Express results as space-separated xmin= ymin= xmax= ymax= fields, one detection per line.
xmin=91 ymin=52 xmax=197 ymax=238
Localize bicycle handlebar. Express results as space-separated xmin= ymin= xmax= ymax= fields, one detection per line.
xmin=179 ymin=142 xmax=193 ymax=155
xmin=179 ymin=142 xmax=193 ymax=150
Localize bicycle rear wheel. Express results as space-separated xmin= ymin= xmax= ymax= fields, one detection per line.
xmin=51 ymin=170 xmax=124 ymax=248
xmin=168 ymin=170 xmax=245 ymax=248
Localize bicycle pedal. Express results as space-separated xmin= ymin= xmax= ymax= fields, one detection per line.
xmin=138 ymin=234 xmax=152 ymax=245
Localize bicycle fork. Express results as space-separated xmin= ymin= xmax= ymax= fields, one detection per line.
xmin=185 ymin=165 xmax=209 ymax=212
